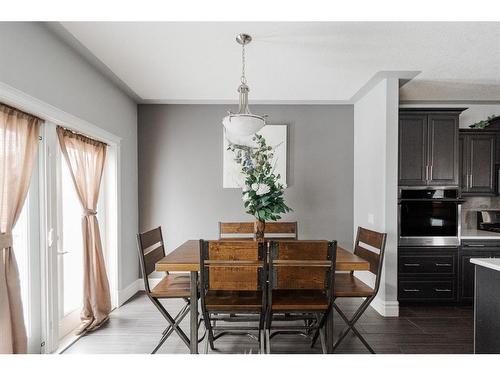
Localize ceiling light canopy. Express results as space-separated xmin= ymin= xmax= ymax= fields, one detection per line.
xmin=222 ymin=33 xmax=266 ymax=137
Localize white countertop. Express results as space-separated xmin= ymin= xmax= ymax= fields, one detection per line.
xmin=470 ymin=258 xmax=500 ymax=272
xmin=461 ymin=229 xmax=500 ymax=240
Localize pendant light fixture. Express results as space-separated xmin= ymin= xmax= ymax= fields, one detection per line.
xmin=222 ymin=33 xmax=266 ymax=136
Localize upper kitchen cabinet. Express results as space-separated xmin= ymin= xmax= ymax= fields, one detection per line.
xmin=399 ymin=109 xmax=464 ymax=187
xmin=460 ymin=131 xmax=496 ymax=196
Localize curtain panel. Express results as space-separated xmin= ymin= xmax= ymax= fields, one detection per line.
xmin=0 ymin=103 xmax=41 ymax=354
xmin=56 ymin=126 xmax=111 ymax=334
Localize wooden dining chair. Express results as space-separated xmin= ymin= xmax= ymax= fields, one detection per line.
xmin=218 ymin=221 xmax=298 ymax=240
xmin=313 ymin=227 xmax=387 ymax=353
xmin=266 ymin=240 xmax=337 ymax=354
xmin=199 ymin=240 xmax=267 ymax=353
xmin=136 ymin=227 xmax=193 ymax=353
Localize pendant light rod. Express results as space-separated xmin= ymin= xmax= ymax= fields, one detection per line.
xmin=222 ymin=33 xmax=266 ymax=137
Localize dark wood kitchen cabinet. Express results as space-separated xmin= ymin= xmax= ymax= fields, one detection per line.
xmin=459 ymin=240 xmax=500 ymax=303
xmin=399 ymin=109 xmax=464 ymax=187
xmin=398 ymin=247 xmax=458 ymax=302
xmin=459 ymin=131 xmax=496 ymax=196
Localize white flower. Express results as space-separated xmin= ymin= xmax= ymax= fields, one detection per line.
xmin=256 ymin=184 xmax=271 ymax=196
xmin=242 ymin=184 xmax=251 ymax=192
xmin=251 ymin=183 xmax=259 ymax=191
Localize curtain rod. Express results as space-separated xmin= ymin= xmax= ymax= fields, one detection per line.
xmin=57 ymin=125 xmax=108 ymax=147
xmin=0 ymin=101 xmax=44 ymax=123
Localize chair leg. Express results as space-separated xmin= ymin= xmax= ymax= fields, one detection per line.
xmin=150 ymin=297 xmax=191 ymax=348
xmin=331 ymin=297 xmax=375 ymax=353
xmin=152 ymin=301 xmax=191 ymax=354
xmin=315 ymin=313 xmax=327 ymax=354
xmin=310 ymin=305 xmax=332 ymax=348
xmin=259 ymin=309 xmax=266 ymax=354
xmin=204 ymin=332 xmax=210 ymax=354
xmin=201 ymin=310 xmax=216 ymax=350
xmin=265 ymin=309 xmax=273 ymax=354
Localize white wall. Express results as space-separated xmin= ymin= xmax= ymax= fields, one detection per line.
xmin=0 ymin=22 xmax=139 ymax=290
xmin=353 ymin=77 xmax=399 ymax=317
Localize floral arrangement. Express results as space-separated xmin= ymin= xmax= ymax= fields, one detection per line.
xmin=227 ymin=134 xmax=291 ymax=222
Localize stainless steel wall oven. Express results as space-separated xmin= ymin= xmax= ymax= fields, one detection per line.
xmin=398 ymin=188 xmax=462 ymax=246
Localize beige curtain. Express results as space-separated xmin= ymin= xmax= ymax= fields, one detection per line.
xmin=0 ymin=104 xmax=41 ymax=354
xmin=56 ymin=126 xmax=110 ymax=334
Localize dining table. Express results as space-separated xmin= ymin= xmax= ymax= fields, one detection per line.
xmin=155 ymin=239 xmax=370 ymax=354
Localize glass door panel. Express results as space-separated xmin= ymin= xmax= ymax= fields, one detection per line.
xmin=57 ymin=154 xmax=84 ymax=338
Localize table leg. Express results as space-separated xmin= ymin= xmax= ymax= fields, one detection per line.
xmin=325 ymin=306 xmax=334 ymax=354
xmin=190 ymin=271 xmax=199 ymax=354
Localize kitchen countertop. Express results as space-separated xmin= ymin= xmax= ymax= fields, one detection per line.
xmin=470 ymin=258 xmax=500 ymax=272
xmin=461 ymin=229 xmax=500 ymax=240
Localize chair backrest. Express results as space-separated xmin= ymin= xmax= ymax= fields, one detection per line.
xmin=218 ymin=221 xmax=298 ymax=240
xmin=269 ymin=240 xmax=337 ymax=293
xmin=136 ymin=227 xmax=166 ymax=293
xmin=353 ymin=227 xmax=387 ymax=292
xmin=199 ymin=240 xmax=267 ymax=292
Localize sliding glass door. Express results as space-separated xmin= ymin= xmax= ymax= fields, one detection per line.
xmin=56 ymin=153 xmax=85 ymax=339
xmin=12 ymin=175 xmax=42 ymax=354
xmin=6 ymin=117 xmax=118 ymax=354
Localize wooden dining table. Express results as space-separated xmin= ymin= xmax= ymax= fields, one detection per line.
xmin=156 ymin=239 xmax=370 ymax=354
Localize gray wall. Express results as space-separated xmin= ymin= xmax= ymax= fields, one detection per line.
xmin=138 ymin=104 xmax=354 ymax=251
xmin=0 ymin=22 xmax=138 ymax=289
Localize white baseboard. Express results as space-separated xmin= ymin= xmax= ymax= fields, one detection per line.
xmin=369 ymin=297 xmax=399 ymax=317
xmin=117 ymin=279 xmax=141 ymax=306
xmin=117 ymin=278 xmax=163 ymax=306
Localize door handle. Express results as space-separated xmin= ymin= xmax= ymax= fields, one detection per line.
xmin=435 ymin=263 xmax=452 ymax=267
xmin=429 ymin=165 xmax=433 ymax=180
xmin=403 ymin=263 xmax=421 ymax=267
xmin=466 ymin=244 xmax=485 ymax=247
xmin=57 ymin=251 xmax=69 ymax=255
xmin=403 ymin=289 xmax=420 ymax=292
xmin=470 ymin=174 xmax=473 ymax=187
xmin=425 ymin=165 xmax=429 ymax=181
xmin=434 ymin=288 xmax=451 ymax=292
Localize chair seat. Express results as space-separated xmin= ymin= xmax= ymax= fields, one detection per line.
xmin=205 ymin=290 xmax=262 ymax=311
xmin=334 ymin=273 xmax=374 ymax=297
xmin=150 ymin=273 xmax=192 ymax=298
xmin=271 ymin=290 xmax=329 ymax=311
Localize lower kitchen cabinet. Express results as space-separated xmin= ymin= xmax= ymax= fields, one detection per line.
xmin=459 ymin=240 xmax=500 ymax=303
xmin=398 ymin=247 xmax=458 ymax=302
xmin=399 ymin=278 xmax=456 ymax=301
xmin=398 ymin=242 xmax=500 ymax=304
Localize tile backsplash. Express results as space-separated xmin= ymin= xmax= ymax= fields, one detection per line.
xmin=461 ymin=196 xmax=500 ymax=229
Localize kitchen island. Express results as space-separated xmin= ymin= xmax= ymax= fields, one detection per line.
xmin=470 ymin=258 xmax=500 ymax=353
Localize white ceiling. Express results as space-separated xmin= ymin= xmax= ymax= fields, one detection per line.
xmin=59 ymin=22 xmax=500 ymax=103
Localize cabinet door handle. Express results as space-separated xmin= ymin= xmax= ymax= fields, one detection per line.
xmin=403 ymin=263 xmax=421 ymax=267
xmin=430 ymin=165 xmax=433 ymax=180
xmin=403 ymin=289 xmax=420 ymax=292
xmin=466 ymin=244 xmax=485 ymax=247
xmin=470 ymin=174 xmax=473 ymax=187
xmin=434 ymin=288 xmax=452 ymax=292
xmin=435 ymin=263 xmax=452 ymax=267
xmin=425 ymin=165 xmax=429 ymax=181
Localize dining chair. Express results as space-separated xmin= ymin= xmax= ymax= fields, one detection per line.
xmin=199 ymin=240 xmax=267 ymax=353
xmin=218 ymin=221 xmax=298 ymax=240
xmin=136 ymin=227 xmax=193 ymax=353
xmin=266 ymin=240 xmax=337 ymax=354
xmin=313 ymin=227 xmax=387 ymax=353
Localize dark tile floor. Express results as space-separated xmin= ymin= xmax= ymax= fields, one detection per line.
xmin=63 ymin=292 xmax=473 ymax=354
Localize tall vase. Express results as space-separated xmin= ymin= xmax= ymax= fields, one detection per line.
xmin=254 ymin=219 xmax=265 ymax=242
